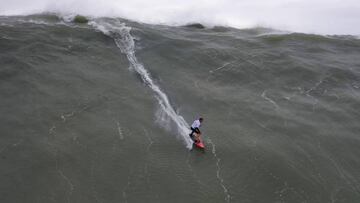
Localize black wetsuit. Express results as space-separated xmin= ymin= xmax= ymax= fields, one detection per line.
xmin=189 ymin=127 xmax=200 ymax=139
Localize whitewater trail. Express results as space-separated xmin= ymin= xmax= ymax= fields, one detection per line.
xmin=90 ymin=20 xmax=193 ymax=149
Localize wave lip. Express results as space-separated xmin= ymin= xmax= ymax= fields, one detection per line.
xmin=1 ymin=0 xmax=360 ymax=35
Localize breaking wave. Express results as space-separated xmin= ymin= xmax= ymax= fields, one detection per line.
xmin=1 ymin=0 xmax=360 ymax=35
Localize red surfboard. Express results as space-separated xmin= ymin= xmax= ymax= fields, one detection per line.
xmin=190 ymin=133 xmax=205 ymax=149
xmin=194 ymin=139 xmax=205 ymax=149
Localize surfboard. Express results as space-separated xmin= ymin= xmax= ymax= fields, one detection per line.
xmin=194 ymin=139 xmax=205 ymax=149
xmin=189 ymin=133 xmax=205 ymax=149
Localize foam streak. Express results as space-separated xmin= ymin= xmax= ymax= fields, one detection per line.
xmin=91 ymin=20 xmax=193 ymax=149
xmin=208 ymin=138 xmax=231 ymax=202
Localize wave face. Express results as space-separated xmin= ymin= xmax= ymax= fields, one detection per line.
xmin=89 ymin=19 xmax=193 ymax=148
xmin=1 ymin=15 xmax=360 ymax=202
xmin=1 ymin=0 xmax=360 ymax=35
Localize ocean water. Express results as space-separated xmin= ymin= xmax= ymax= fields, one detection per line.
xmin=0 ymin=15 xmax=360 ymax=203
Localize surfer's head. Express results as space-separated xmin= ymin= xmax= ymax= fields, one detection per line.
xmin=199 ymin=117 xmax=204 ymax=122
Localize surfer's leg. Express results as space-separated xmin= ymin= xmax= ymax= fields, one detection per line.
xmin=195 ymin=128 xmax=200 ymax=135
xmin=189 ymin=127 xmax=195 ymax=138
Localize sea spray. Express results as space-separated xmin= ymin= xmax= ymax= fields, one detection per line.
xmin=90 ymin=20 xmax=193 ymax=149
xmin=1 ymin=0 xmax=360 ymax=35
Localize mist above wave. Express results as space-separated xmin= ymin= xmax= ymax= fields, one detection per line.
xmin=1 ymin=0 xmax=359 ymax=35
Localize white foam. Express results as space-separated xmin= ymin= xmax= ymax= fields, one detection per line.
xmin=1 ymin=0 xmax=360 ymax=35
xmin=90 ymin=20 xmax=193 ymax=149
xmin=261 ymin=90 xmax=279 ymax=109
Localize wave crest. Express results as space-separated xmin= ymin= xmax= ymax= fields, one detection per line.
xmin=1 ymin=0 xmax=360 ymax=35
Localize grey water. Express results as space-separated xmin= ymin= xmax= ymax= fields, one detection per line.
xmin=0 ymin=15 xmax=360 ymax=203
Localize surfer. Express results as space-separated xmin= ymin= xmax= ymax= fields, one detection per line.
xmin=189 ymin=117 xmax=203 ymax=143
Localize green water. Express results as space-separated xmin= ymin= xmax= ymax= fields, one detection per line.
xmin=0 ymin=15 xmax=359 ymax=202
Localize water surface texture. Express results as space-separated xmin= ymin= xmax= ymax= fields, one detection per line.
xmin=0 ymin=15 xmax=360 ymax=203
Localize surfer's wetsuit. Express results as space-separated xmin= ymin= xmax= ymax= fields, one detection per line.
xmin=189 ymin=119 xmax=201 ymax=138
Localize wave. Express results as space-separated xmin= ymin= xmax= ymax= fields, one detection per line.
xmin=1 ymin=0 xmax=360 ymax=35
xmin=257 ymin=32 xmax=360 ymax=46
xmin=89 ymin=19 xmax=193 ymax=149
